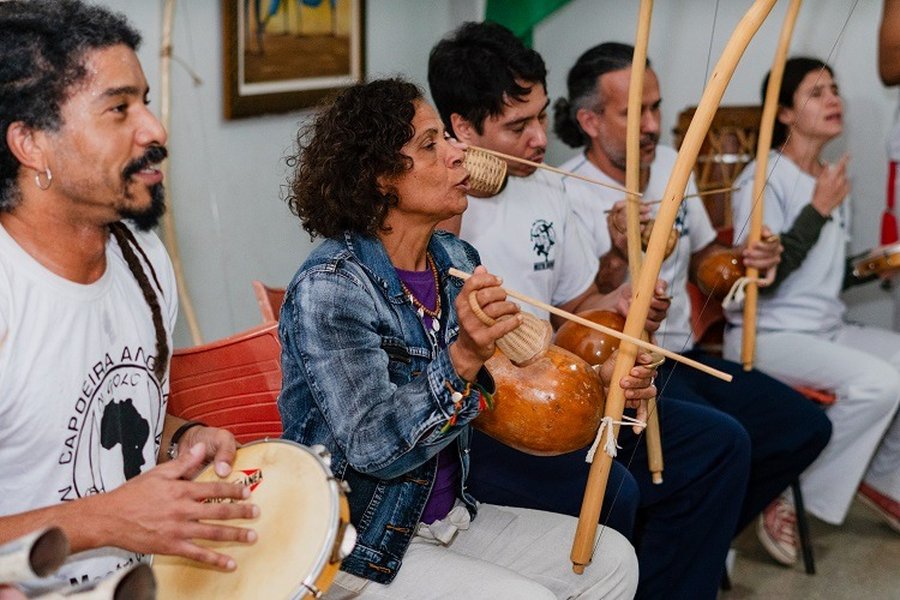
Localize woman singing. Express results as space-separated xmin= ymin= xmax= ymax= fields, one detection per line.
xmin=277 ymin=78 xmax=648 ymax=599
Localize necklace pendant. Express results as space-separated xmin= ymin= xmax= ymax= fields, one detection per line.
xmin=431 ymin=315 xmax=440 ymax=333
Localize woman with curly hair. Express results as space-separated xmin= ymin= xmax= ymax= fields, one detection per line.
xmin=278 ymin=78 xmax=642 ymax=599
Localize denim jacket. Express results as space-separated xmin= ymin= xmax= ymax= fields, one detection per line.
xmin=278 ymin=230 xmax=493 ymax=584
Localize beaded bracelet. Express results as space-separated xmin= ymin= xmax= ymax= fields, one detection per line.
xmin=439 ymin=380 xmax=494 ymax=433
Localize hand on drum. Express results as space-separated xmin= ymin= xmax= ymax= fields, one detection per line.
xmin=178 ymin=424 xmax=238 ymax=478
xmin=740 ymin=225 xmax=782 ymax=272
xmin=607 ymin=198 xmax=651 ymax=256
xmin=450 ymin=265 xmax=522 ymax=380
xmin=612 ymin=280 xmax=671 ymax=333
xmin=98 ymin=442 xmax=259 ymax=571
xmin=597 ymin=350 xmax=659 ymax=433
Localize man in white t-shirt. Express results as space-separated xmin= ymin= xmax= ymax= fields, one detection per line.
xmin=553 ymin=41 xmax=832 ymax=568
xmin=0 ymin=1 xmax=257 ymax=594
xmin=428 ymin=22 xmax=756 ymax=600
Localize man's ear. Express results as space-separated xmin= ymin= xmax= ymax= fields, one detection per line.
xmin=6 ymin=122 xmax=48 ymax=172
xmin=450 ymin=113 xmax=478 ymax=145
xmin=575 ymin=107 xmax=600 ymax=140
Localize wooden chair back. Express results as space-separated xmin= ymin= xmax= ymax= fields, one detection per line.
xmin=673 ymin=105 xmax=761 ymax=229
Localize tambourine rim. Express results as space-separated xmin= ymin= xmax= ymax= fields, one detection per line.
xmin=853 ymin=243 xmax=900 ymax=277
xmin=237 ymin=439 xmax=346 ymax=600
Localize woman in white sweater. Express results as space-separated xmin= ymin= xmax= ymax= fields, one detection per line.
xmin=726 ymin=57 xmax=900 ymax=535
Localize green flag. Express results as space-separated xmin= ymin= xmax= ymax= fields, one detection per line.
xmin=485 ymin=0 xmax=571 ymax=47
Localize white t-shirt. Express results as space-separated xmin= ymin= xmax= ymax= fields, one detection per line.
xmin=0 ymin=222 xmax=177 ymax=591
xmin=727 ymin=151 xmax=848 ymax=333
xmin=459 ymin=169 xmax=597 ymax=319
xmin=560 ymin=146 xmax=717 ymax=353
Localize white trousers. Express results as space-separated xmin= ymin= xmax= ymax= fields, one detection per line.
xmin=724 ymin=322 xmax=900 ymax=524
xmin=325 ymin=504 xmax=638 ymax=600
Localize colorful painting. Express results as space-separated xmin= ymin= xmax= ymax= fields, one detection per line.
xmin=223 ymin=0 xmax=365 ymax=119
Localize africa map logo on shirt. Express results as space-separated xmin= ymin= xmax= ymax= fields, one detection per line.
xmin=530 ymin=219 xmax=556 ymax=271
xmin=56 ymin=345 xmax=165 ymax=502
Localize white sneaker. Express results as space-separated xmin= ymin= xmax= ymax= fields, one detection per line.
xmin=756 ymin=497 xmax=798 ymax=566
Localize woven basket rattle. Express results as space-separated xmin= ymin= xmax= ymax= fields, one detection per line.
xmin=641 ymin=218 xmax=679 ymax=260
xmin=463 ymin=147 xmax=508 ymax=196
xmin=467 ymin=291 xmax=551 ymax=366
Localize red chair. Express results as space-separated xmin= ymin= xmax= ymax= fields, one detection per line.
xmin=252 ymin=280 xmax=287 ymax=323
xmin=168 ymin=323 xmax=283 ymax=444
xmin=688 ymin=281 xmax=727 ymax=355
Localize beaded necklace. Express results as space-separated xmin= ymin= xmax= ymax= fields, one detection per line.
xmin=398 ymin=253 xmax=442 ymax=351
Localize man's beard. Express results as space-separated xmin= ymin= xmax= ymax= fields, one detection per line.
xmin=608 ymin=133 xmax=660 ymax=173
xmin=121 ymin=182 xmax=166 ymax=231
xmin=119 ymin=145 xmax=168 ymax=231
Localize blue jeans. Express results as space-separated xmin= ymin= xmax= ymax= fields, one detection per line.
xmin=468 ymin=433 xmax=640 ymax=538
xmin=469 ymin=398 xmax=750 ymax=600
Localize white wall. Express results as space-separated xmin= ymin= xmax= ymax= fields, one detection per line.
xmin=100 ymin=0 xmax=896 ymax=346
xmin=101 ymin=0 xmax=479 ymax=346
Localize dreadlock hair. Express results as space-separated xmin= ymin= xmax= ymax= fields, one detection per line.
xmin=428 ymin=21 xmax=547 ymax=136
xmin=765 ymin=56 xmax=832 ymax=147
xmin=0 ymin=0 xmax=141 ymax=211
xmin=0 ymin=2 xmax=165 ymax=380
xmin=553 ymin=42 xmax=649 ymax=148
xmin=109 ymin=223 xmax=169 ymax=383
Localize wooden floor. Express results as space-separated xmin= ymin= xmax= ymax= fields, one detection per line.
xmin=722 ymin=498 xmax=900 ymax=599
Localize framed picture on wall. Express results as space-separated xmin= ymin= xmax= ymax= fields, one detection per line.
xmin=222 ymin=0 xmax=366 ymax=119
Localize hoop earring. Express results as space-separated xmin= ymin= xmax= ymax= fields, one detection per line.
xmin=34 ymin=167 xmax=52 ymax=191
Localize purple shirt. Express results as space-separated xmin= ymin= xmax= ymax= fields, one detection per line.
xmin=396 ymin=265 xmax=460 ymax=524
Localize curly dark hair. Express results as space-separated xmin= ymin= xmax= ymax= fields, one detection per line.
xmin=553 ymin=42 xmax=648 ymax=148
xmin=0 ymin=0 xmax=141 ymax=211
xmin=285 ymin=78 xmax=422 ymax=239
xmin=766 ymin=56 xmax=832 ymax=147
xmin=428 ymin=21 xmax=547 ymax=136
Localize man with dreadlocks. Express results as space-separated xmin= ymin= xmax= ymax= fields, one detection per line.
xmin=0 ymin=0 xmax=257 ymax=594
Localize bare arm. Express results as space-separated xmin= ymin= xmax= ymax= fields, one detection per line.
xmin=596 ymin=250 xmax=629 ymax=293
xmin=551 ymin=280 xmax=606 ymax=330
xmin=880 ymin=0 xmax=900 ymax=85
xmin=550 ymin=280 xmax=670 ymax=333
xmin=0 ymin=444 xmax=257 ymax=570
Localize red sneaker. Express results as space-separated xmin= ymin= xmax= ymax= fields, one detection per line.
xmin=857 ymin=482 xmax=900 ymax=533
xmin=756 ymin=497 xmax=798 ymax=566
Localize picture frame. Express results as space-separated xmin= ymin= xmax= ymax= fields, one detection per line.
xmin=222 ymin=0 xmax=366 ymax=119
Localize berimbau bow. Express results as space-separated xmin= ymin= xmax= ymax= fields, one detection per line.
xmin=159 ymin=0 xmax=204 ymax=344
xmin=570 ymin=0 xmax=778 ymax=575
xmin=623 ymin=0 xmax=665 ymax=485
xmin=741 ymin=0 xmax=804 ymax=371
